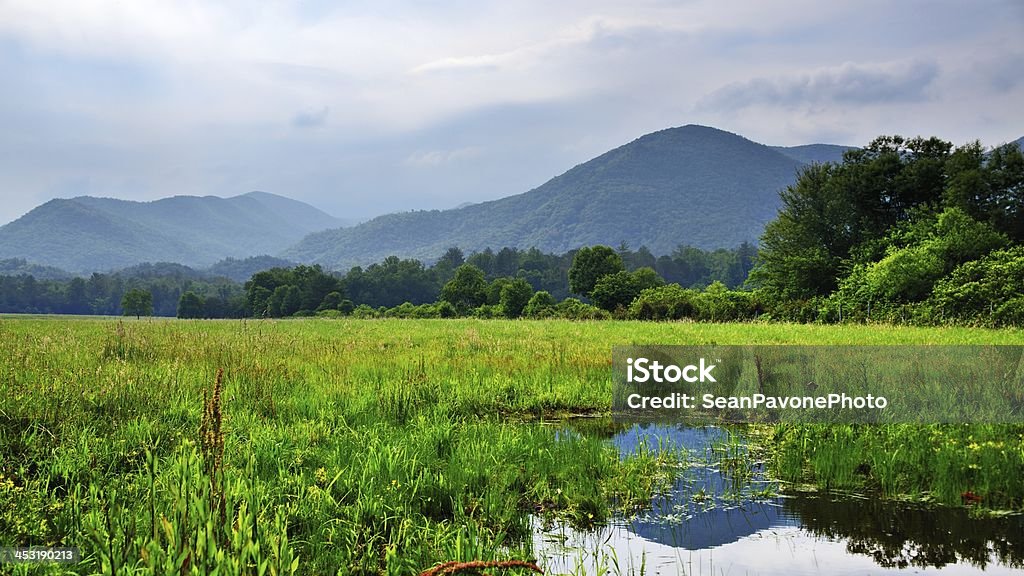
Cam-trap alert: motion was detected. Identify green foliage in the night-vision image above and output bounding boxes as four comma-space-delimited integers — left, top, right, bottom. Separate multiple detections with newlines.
590, 267, 665, 312
440, 264, 488, 313
628, 284, 699, 320
590, 271, 636, 312
752, 136, 1023, 303
829, 208, 1011, 322
930, 246, 1024, 326
552, 298, 611, 320
499, 278, 533, 318
625, 282, 760, 322
568, 246, 624, 298
771, 424, 1024, 510
472, 303, 504, 319
3, 318, 716, 573
207, 255, 296, 282
121, 288, 153, 318
523, 291, 557, 318
750, 163, 851, 300
245, 265, 342, 318
754, 134, 1023, 326
318, 291, 343, 311
338, 298, 355, 315
177, 291, 205, 319
342, 257, 439, 308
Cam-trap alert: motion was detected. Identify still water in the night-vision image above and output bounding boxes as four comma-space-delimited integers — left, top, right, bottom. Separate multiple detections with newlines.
534, 424, 1024, 575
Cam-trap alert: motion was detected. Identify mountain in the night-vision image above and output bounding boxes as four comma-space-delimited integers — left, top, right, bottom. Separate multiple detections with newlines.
284, 125, 808, 269
771, 144, 855, 164
0, 258, 73, 280
0, 192, 342, 272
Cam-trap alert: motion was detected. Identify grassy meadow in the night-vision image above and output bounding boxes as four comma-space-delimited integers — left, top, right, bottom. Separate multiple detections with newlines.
1, 316, 1023, 575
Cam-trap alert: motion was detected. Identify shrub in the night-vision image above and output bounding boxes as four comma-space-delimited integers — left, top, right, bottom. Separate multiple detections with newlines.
523, 291, 556, 318
628, 284, 698, 320
554, 298, 610, 320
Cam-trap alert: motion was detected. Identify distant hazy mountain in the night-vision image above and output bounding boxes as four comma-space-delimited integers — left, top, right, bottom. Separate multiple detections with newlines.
284, 125, 808, 269
771, 144, 855, 165
0, 192, 342, 272
0, 258, 73, 280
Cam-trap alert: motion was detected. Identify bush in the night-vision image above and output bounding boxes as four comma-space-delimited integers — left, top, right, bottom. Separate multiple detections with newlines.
523, 291, 556, 318
436, 301, 458, 318
472, 304, 504, 319
351, 304, 379, 319
628, 284, 698, 320
930, 246, 1024, 326
553, 298, 610, 320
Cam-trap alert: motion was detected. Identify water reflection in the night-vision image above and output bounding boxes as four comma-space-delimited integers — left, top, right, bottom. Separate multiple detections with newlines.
536, 423, 1024, 574
788, 495, 1023, 570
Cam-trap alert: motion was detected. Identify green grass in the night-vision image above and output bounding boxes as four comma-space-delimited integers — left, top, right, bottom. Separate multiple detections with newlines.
1, 317, 1023, 574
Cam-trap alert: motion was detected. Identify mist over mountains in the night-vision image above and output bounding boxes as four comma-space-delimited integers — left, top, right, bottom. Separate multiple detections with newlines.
2, 125, 1018, 275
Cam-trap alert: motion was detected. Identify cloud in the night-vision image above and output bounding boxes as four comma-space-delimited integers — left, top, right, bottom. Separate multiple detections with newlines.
404, 147, 483, 167
292, 107, 329, 128
699, 60, 940, 111
0, 1, 1020, 226
984, 53, 1024, 93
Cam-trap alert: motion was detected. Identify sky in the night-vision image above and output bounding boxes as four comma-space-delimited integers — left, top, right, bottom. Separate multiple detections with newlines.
1, 0, 1022, 225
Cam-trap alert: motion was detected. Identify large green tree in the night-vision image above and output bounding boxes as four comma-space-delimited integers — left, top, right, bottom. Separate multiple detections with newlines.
568, 246, 624, 298
177, 291, 205, 319
440, 264, 488, 313
499, 277, 534, 318
121, 288, 153, 318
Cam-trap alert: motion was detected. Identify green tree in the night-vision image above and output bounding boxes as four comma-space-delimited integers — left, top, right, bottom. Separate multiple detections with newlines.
318, 291, 343, 312
121, 288, 153, 319
590, 271, 638, 312
568, 246, 624, 297
440, 264, 488, 313
749, 163, 854, 300
523, 291, 556, 318
338, 299, 355, 315
931, 246, 1024, 325
499, 278, 534, 318
281, 285, 302, 316
65, 277, 90, 314
590, 268, 664, 312
751, 136, 961, 301
177, 291, 206, 319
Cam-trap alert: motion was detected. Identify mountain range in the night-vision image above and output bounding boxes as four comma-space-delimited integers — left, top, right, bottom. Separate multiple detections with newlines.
2, 126, 1018, 274
0, 192, 341, 273
285, 126, 833, 269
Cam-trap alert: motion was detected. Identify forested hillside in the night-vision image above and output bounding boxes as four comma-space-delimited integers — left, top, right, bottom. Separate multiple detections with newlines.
284, 125, 806, 268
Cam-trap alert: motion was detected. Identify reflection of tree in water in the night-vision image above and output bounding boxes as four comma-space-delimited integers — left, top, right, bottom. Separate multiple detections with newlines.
786, 495, 1024, 570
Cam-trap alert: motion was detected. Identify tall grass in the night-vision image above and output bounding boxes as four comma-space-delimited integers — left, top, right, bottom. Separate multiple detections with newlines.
1, 317, 1022, 574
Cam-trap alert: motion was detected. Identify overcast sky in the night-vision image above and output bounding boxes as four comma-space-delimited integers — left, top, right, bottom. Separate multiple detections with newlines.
1, 0, 1021, 225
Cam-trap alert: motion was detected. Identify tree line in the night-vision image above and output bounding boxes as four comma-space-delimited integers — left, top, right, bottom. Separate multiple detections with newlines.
750, 136, 1023, 326
0, 244, 754, 318
2, 133, 1018, 326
